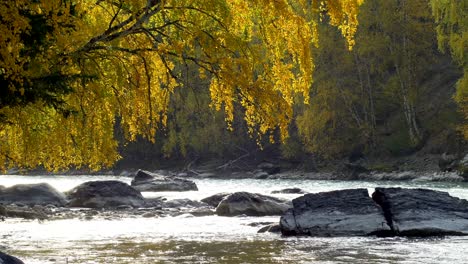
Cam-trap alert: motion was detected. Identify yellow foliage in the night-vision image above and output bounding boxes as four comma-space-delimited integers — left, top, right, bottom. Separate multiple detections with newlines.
0, 0, 363, 170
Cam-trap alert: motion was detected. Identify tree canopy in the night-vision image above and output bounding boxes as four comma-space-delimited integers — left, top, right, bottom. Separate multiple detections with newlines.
0, 0, 364, 170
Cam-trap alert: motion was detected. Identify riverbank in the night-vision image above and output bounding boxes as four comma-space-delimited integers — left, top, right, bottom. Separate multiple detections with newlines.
7, 152, 468, 183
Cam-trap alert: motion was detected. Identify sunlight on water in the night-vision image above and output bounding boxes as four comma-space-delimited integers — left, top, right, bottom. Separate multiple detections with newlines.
1, 174, 468, 263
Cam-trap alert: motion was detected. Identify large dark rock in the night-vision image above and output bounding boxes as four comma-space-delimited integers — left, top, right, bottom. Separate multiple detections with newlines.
131, 170, 198, 192
280, 189, 391, 236
0, 183, 67, 206
216, 192, 290, 216
0, 251, 24, 264
372, 187, 468, 236
66, 181, 145, 208
201, 192, 231, 207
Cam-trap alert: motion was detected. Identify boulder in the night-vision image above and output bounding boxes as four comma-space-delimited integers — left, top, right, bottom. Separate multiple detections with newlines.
216, 192, 290, 216
257, 162, 281, 175
280, 189, 391, 236
271, 188, 306, 194
372, 187, 468, 236
66, 181, 145, 208
0, 183, 67, 206
131, 170, 159, 185
131, 170, 198, 192
438, 153, 458, 172
0, 251, 24, 264
201, 192, 231, 207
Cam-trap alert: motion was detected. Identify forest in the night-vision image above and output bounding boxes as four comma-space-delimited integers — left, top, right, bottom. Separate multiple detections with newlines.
0, 0, 466, 172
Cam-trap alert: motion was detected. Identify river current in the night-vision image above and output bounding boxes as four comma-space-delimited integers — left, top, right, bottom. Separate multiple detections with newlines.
1, 174, 468, 263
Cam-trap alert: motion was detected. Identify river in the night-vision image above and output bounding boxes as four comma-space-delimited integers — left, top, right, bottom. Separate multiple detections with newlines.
1, 174, 468, 263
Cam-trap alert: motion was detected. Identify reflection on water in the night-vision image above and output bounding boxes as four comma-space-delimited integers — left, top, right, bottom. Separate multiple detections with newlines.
1, 175, 468, 263
6, 234, 468, 264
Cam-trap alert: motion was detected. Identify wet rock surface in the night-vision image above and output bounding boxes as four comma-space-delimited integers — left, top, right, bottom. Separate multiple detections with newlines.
0, 183, 67, 206
373, 187, 468, 236
0, 251, 24, 264
271, 188, 306, 194
131, 170, 198, 192
216, 192, 291, 216
201, 192, 231, 207
66, 180, 145, 208
280, 189, 391, 236
257, 224, 281, 233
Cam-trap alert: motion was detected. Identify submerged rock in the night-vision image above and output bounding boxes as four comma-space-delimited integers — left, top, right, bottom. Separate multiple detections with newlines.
163, 198, 207, 208
201, 192, 231, 207
280, 189, 391, 236
216, 192, 290, 216
257, 224, 281, 233
0, 251, 24, 264
66, 181, 145, 208
271, 188, 306, 194
131, 170, 198, 192
0, 183, 67, 206
373, 187, 468, 236
0, 204, 48, 220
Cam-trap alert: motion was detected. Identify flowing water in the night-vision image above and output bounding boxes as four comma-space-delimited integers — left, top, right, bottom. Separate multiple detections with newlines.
2, 174, 468, 263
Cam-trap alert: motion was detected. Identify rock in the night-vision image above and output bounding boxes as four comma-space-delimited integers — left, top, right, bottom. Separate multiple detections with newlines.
142, 212, 157, 218
0, 204, 48, 220
257, 162, 281, 175
131, 170, 198, 192
131, 170, 159, 185
247, 221, 274, 227
372, 187, 468, 236
201, 193, 231, 207
115, 205, 133, 210
258, 224, 281, 233
458, 154, 468, 180
439, 153, 458, 172
0, 251, 24, 264
253, 170, 269, 179
188, 207, 215, 217
143, 198, 164, 208
280, 189, 391, 236
163, 199, 207, 208
0, 183, 67, 206
271, 188, 306, 194
66, 181, 145, 208
216, 192, 291, 216
337, 162, 370, 179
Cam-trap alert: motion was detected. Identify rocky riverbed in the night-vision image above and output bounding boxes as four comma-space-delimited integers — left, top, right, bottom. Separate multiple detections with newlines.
2, 172, 468, 263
